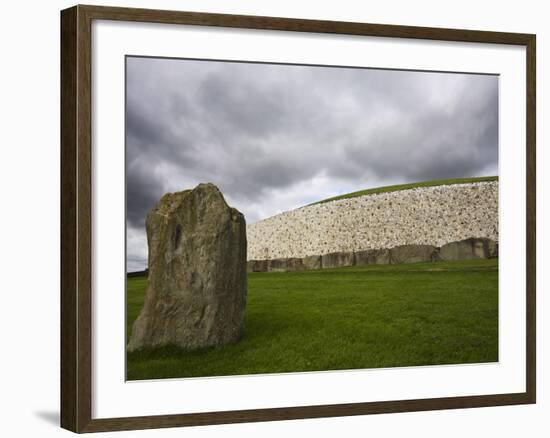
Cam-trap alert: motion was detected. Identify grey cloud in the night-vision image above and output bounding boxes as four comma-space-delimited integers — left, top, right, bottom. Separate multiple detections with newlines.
125, 57, 498, 271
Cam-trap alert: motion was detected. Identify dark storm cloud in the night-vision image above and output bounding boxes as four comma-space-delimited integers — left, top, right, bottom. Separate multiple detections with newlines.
125, 57, 498, 271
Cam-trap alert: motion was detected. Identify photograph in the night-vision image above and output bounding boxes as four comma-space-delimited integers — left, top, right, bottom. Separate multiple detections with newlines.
125, 56, 500, 381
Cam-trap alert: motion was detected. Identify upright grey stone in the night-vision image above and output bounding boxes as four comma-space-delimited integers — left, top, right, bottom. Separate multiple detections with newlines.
127, 183, 247, 352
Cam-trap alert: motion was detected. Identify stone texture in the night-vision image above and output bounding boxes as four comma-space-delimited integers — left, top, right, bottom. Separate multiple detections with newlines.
354, 250, 371, 266
488, 240, 499, 258
267, 258, 288, 272
439, 238, 495, 261
431, 247, 443, 261
247, 182, 498, 260
243, 237, 498, 273
302, 255, 321, 270
285, 258, 305, 272
247, 260, 268, 273
267, 257, 303, 272
321, 252, 355, 269
355, 249, 391, 266
390, 245, 438, 264
127, 183, 247, 352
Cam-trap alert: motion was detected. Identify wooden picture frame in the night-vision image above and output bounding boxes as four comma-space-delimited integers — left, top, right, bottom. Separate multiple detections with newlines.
60, 4, 536, 433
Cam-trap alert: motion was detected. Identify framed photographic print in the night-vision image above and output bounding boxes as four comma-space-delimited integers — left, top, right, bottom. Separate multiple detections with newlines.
60, 4, 536, 433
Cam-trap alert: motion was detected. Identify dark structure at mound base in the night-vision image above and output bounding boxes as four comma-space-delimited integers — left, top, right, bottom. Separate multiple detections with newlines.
247, 238, 498, 273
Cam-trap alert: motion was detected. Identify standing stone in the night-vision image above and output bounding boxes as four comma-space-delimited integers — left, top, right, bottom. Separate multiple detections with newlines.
127, 183, 247, 352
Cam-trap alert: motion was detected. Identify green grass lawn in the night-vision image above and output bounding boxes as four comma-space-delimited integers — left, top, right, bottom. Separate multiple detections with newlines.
126, 259, 498, 380
312, 176, 498, 205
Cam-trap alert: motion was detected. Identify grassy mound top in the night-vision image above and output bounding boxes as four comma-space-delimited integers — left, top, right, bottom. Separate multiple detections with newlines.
313, 176, 498, 205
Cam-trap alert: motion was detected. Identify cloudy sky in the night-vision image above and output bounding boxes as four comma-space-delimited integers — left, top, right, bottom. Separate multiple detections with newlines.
126, 56, 498, 271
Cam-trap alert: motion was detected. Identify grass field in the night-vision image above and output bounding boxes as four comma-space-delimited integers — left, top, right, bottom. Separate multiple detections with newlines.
312, 176, 498, 205
126, 259, 498, 380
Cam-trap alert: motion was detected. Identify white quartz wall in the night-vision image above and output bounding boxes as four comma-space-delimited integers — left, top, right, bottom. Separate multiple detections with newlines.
247, 182, 498, 260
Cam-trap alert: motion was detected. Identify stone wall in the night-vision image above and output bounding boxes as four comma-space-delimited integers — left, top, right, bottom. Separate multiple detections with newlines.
247, 182, 498, 261
247, 238, 498, 273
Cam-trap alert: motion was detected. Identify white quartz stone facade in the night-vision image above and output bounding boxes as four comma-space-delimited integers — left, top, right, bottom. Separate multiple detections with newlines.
247, 182, 498, 260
